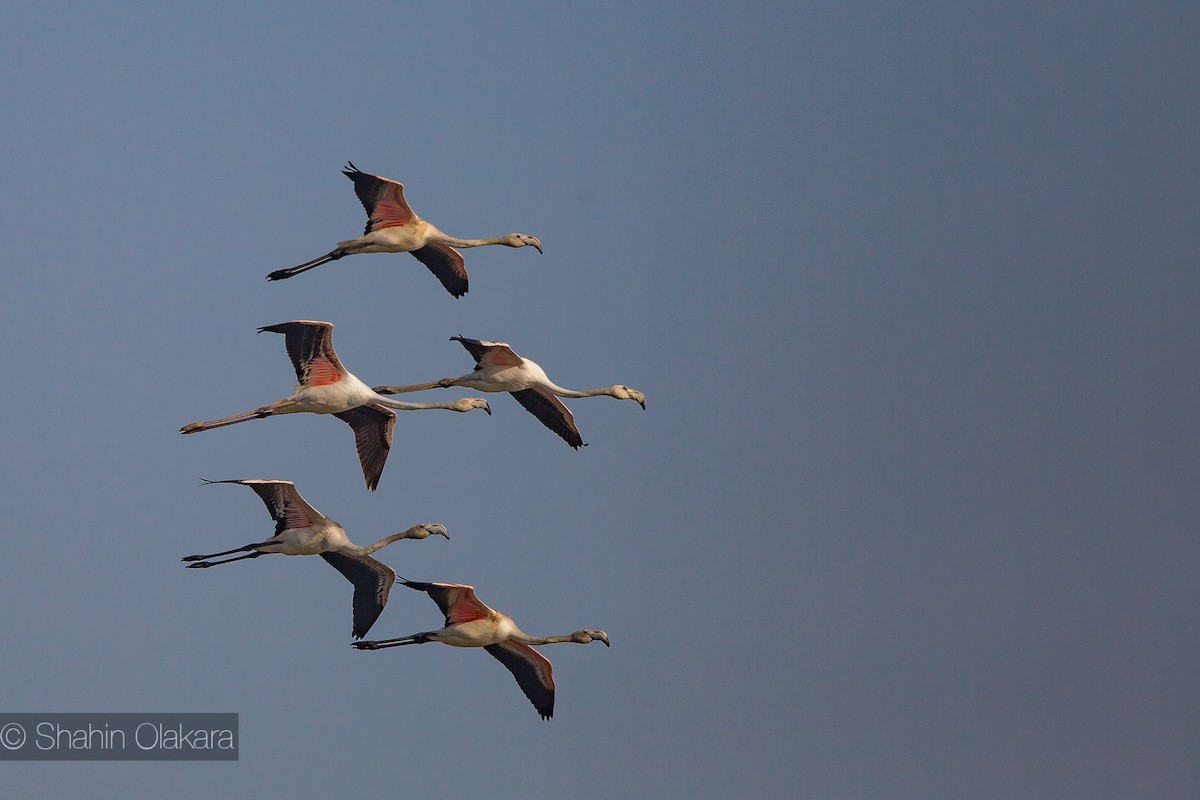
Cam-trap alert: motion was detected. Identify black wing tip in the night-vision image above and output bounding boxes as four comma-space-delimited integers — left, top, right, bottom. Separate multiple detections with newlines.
343, 161, 363, 178
257, 321, 310, 336
257, 322, 292, 335
351, 622, 377, 640
409, 247, 469, 297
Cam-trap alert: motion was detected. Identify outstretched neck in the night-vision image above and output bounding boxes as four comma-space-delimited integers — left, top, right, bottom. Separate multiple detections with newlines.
436, 234, 512, 249
516, 633, 578, 645
376, 396, 461, 411
426, 226, 538, 251
512, 629, 608, 646
546, 383, 645, 409
357, 526, 428, 554
548, 384, 618, 400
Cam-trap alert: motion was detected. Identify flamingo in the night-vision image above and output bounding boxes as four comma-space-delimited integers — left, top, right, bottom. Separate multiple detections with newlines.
266, 162, 542, 297
373, 336, 645, 449
179, 321, 491, 490
182, 480, 449, 639
354, 580, 609, 719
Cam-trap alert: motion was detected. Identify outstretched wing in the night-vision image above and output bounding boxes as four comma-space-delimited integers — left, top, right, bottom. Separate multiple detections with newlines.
202, 479, 326, 536
400, 581, 494, 626
410, 243, 469, 298
510, 387, 584, 449
450, 336, 523, 369
258, 320, 346, 388
320, 551, 396, 639
485, 640, 556, 720
342, 162, 416, 233
333, 403, 395, 491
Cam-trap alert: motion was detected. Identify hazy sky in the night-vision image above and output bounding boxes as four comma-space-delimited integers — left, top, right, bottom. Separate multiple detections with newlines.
1, 3, 1197, 798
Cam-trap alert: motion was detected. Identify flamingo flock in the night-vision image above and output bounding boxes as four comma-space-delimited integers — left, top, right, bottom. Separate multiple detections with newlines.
180, 164, 641, 719
180, 320, 491, 490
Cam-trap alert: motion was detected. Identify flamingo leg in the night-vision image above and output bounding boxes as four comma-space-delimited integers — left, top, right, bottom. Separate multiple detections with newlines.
181, 540, 276, 562
180, 407, 274, 434
352, 633, 430, 650
266, 250, 344, 281
372, 379, 456, 395
182, 551, 268, 569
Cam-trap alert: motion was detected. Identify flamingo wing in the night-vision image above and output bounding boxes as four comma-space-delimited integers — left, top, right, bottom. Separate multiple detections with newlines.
333, 403, 395, 491
510, 386, 585, 449
320, 552, 396, 639
258, 320, 346, 388
342, 162, 416, 232
485, 640, 556, 720
201, 479, 326, 536
410, 243, 469, 298
400, 581, 494, 625
450, 336, 523, 369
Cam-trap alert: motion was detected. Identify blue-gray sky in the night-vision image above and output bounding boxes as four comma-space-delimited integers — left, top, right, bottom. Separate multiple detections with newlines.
1, 3, 1197, 798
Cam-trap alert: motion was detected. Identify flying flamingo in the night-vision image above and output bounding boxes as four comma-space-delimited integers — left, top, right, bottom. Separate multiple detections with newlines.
354, 580, 609, 719
266, 162, 543, 297
373, 336, 645, 449
179, 321, 491, 490
182, 480, 449, 639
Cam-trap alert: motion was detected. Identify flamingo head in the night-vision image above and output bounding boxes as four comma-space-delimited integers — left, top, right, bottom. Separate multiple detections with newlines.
508, 233, 543, 253
614, 386, 646, 410
572, 629, 610, 646
412, 524, 450, 540
452, 397, 492, 415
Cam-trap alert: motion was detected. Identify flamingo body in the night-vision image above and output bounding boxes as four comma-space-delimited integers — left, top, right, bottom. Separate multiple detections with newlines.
267, 163, 542, 297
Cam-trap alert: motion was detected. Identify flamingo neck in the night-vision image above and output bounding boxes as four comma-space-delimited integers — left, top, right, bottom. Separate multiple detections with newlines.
375, 396, 461, 411
433, 233, 511, 249
547, 385, 617, 400
357, 526, 426, 554
512, 632, 579, 646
